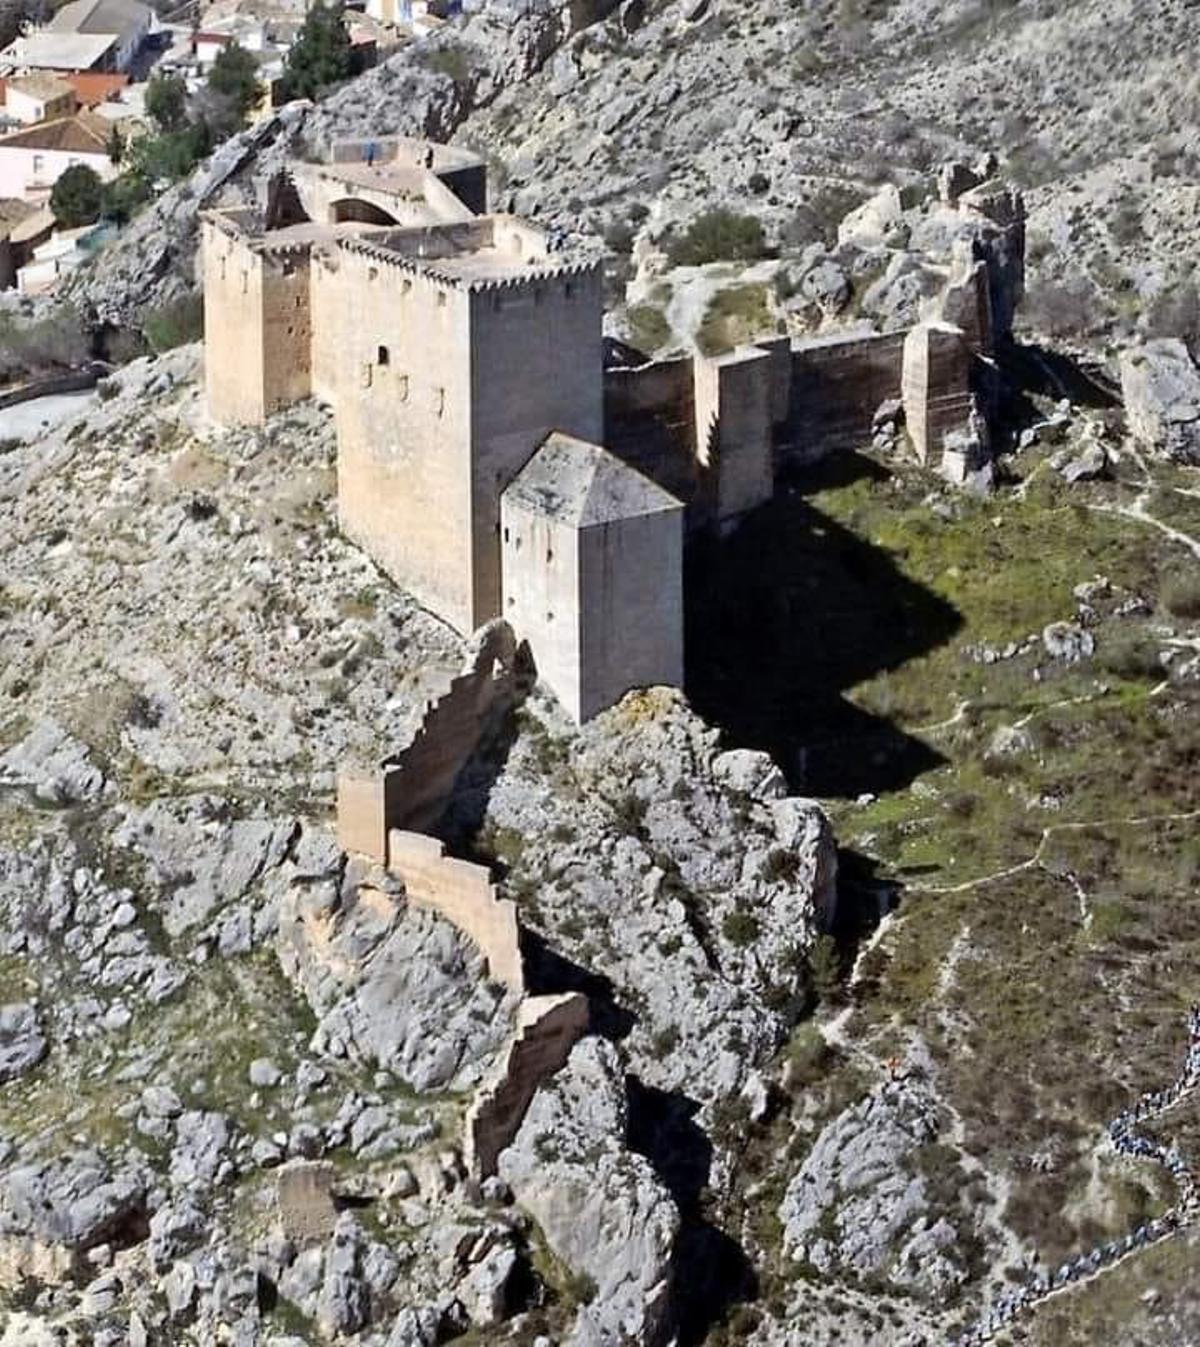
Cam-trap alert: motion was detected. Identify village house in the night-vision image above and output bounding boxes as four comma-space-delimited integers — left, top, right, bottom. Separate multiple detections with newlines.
1, 72, 77, 126
47, 0, 153, 73
0, 109, 114, 201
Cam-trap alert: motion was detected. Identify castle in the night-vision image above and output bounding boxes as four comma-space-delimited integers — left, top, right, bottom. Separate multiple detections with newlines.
201, 134, 1024, 726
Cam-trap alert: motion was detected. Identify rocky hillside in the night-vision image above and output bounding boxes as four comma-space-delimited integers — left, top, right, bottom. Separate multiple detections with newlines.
68, 0, 1200, 361
0, 356, 836, 1346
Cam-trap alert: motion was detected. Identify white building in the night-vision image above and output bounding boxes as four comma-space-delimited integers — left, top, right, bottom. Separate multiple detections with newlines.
47, 0, 153, 73
0, 110, 115, 202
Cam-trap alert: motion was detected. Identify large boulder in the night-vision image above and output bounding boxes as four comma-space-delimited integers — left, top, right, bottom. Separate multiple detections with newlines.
498, 1038, 678, 1346
0, 1003, 46, 1083
1119, 339, 1200, 463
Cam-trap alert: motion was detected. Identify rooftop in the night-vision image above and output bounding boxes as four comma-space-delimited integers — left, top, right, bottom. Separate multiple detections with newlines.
505, 432, 684, 529
7, 71, 75, 101
49, 0, 152, 37
0, 30, 117, 69
0, 108, 109, 152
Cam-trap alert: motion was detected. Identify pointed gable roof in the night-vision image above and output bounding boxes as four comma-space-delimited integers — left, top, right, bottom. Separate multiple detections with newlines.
504, 432, 683, 529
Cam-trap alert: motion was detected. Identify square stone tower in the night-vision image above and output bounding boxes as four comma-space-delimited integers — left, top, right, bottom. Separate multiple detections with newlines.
202, 213, 315, 425
500, 432, 685, 724
332, 221, 604, 634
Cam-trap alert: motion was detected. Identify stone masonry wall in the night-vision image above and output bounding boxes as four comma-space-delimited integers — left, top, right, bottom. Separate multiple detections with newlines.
463, 992, 589, 1178
604, 356, 704, 516
335, 244, 476, 632
388, 829, 524, 993
901, 322, 974, 465
468, 265, 605, 626
202, 220, 269, 425
782, 331, 908, 463
693, 346, 775, 527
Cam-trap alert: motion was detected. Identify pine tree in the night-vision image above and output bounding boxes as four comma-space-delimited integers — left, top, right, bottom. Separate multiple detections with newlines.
279, 1, 352, 102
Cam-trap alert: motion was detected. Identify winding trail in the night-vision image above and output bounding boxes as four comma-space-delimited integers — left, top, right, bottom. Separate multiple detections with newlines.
950, 1005, 1200, 1346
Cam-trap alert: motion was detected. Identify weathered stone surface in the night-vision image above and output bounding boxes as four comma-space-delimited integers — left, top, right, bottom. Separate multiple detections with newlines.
499, 1038, 678, 1346
277, 867, 514, 1093
0, 720, 106, 804
1119, 339, 1200, 464
780, 1081, 965, 1292
0, 1003, 46, 1083
0, 1151, 147, 1250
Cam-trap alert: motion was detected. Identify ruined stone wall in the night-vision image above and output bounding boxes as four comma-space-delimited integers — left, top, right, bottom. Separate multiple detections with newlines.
259, 246, 314, 417
464, 992, 589, 1178
693, 347, 775, 527
468, 265, 605, 627
901, 322, 974, 465
388, 829, 524, 992
603, 356, 703, 513
335, 244, 476, 632
782, 331, 908, 462
336, 622, 528, 859
202, 220, 268, 425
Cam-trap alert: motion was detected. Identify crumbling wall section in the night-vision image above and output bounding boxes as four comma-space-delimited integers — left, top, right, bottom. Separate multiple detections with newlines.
336, 621, 530, 861
388, 829, 523, 993
693, 346, 775, 528
464, 992, 590, 1177
901, 322, 975, 465
782, 331, 907, 462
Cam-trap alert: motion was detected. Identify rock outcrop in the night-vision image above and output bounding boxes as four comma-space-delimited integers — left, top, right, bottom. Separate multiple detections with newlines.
499, 1038, 679, 1346
1119, 339, 1200, 464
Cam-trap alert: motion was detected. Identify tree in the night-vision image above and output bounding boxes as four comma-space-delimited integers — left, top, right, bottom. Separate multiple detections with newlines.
145, 73, 188, 133
279, 1, 351, 102
50, 163, 103, 227
207, 42, 261, 127
106, 125, 124, 166
0, 0, 29, 51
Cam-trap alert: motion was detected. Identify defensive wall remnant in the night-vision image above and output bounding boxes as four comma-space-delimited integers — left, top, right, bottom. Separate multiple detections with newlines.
336, 620, 532, 863
464, 992, 590, 1179
388, 829, 524, 995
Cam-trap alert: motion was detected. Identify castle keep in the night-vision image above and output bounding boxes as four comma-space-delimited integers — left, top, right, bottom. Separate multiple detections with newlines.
202, 134, 1024, 727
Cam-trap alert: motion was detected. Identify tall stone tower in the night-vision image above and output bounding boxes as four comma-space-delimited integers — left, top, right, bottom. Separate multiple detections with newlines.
331, 222, 604, 634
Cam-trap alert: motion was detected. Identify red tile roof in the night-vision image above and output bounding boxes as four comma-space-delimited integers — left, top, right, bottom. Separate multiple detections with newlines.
0, 109, 110, 153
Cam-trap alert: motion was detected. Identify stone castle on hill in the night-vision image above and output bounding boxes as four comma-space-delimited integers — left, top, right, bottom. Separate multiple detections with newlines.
201, 134, 1026, 727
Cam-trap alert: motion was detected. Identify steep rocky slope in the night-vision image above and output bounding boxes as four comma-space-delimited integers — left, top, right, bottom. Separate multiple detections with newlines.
68, 0, 1200, 362
0, 357, 835, 1345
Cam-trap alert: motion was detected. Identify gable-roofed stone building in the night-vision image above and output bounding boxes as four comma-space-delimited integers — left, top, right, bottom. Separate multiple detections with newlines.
501, 432, 684, 723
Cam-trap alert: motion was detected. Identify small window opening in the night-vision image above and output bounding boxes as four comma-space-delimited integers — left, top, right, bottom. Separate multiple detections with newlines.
437, 291, 447, 308
377, 345, 390, 366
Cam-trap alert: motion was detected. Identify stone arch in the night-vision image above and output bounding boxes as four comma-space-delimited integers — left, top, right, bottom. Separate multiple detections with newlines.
328, 198, 399, 226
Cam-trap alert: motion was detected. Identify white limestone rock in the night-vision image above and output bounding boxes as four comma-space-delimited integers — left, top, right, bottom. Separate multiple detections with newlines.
779, 1080, 966, 1292
1119, 339, 1200, 464
0, 719, 106, 804
499, 1038, 678, 1347
0, 1002, 46, 1083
